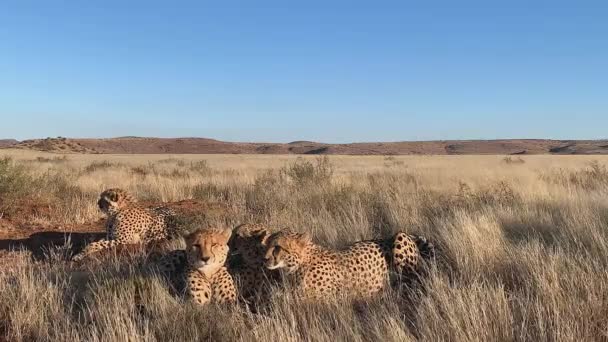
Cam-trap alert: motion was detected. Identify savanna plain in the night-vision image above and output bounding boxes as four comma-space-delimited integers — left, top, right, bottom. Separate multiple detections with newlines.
0, 149, 607, 341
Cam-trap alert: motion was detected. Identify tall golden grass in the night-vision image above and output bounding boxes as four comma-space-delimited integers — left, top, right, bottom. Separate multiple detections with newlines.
0, 149, 607, 341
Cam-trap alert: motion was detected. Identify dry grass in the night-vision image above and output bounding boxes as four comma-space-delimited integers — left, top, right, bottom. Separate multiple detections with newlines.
0, 149, 607, 341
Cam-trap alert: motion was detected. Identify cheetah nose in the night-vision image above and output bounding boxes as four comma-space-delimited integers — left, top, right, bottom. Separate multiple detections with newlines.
201, 256, 210, 263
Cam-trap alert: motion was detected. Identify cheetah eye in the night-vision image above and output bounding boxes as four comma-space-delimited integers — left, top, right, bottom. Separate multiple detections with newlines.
192, 244, 201, 250
273, 246, 282, 257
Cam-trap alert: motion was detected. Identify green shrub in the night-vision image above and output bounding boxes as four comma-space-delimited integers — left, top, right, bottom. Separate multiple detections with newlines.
188, 160, 211, 176
130, 166, 150, 177
281, 156, 333, 186
245, 170, 287, 218
83, 160, 117, 173
502, 156, 525, 164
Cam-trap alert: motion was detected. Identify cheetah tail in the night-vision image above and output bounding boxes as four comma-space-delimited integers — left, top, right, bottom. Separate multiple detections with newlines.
412, 235, 436, 261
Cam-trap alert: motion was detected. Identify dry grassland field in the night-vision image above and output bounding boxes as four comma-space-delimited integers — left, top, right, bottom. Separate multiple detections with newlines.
0, 148, 607, 341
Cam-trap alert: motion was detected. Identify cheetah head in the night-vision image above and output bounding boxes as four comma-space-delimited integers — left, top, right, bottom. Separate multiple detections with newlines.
97, 188, 136, 215
186, 228, 232, 275
263, 231, 312, 273
230, 224, 271, 265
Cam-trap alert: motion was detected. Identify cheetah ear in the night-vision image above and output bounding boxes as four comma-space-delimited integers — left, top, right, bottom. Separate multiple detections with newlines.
299, 231, 312, 241
294, 232, 312, 249
260, 231, 277, 246
106, 189, 119, 202
185, 229, 201, 244
221, 227, 232, 242
258, 230, 270, 245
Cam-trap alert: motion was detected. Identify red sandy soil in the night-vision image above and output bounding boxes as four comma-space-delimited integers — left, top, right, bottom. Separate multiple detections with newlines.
6, 137, 608, 155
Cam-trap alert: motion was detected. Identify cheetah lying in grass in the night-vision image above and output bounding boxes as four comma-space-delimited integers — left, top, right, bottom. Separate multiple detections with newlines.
228, 223, 280, 303
159, 223, 276, 305
157, 228, 237, 305
72, 188, 176, 261
262, 230, 435, 299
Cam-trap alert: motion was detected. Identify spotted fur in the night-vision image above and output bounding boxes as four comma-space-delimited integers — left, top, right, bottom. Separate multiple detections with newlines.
157, 228, 237, 305
72, 188, 176, 261
263, 230, 434, 300
228, 223, 279, 303
391, 232, 435, 275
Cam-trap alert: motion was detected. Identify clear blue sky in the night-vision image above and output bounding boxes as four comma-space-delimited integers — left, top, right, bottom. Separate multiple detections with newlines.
1, 1, 606, 142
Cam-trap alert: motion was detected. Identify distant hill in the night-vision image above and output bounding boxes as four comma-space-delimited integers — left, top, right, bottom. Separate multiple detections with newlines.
13, 137, 96, 153
5, 137, 608, 155
0, 139, 18, 148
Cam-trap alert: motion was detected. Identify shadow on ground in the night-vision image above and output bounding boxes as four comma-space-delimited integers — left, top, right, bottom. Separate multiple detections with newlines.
0, 231, 106, 260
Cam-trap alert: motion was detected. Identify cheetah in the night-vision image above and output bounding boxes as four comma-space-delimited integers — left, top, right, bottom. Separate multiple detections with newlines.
262, 230, 434, 300
157, 228, 237, 305
391, 232, 435, 284
72, 188, 176, 261
228, 223, 280, 303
